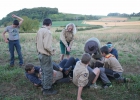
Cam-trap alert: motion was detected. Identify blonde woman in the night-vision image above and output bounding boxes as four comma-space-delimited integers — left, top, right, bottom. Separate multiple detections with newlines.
60, 23, 77, 61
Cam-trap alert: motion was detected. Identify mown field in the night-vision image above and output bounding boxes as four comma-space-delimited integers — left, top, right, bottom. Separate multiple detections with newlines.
0, 19, 140, 100
85, 17, 140, 27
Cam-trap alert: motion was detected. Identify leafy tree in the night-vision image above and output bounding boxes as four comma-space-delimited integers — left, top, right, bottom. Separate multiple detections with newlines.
20, 16, 39, 33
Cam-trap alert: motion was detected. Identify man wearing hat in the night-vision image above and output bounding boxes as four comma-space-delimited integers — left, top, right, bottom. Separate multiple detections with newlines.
84, 37, 103, 68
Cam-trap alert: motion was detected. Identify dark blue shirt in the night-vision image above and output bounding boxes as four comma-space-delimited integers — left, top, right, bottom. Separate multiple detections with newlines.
25, 66, 41, 85
110, 48, 118, 60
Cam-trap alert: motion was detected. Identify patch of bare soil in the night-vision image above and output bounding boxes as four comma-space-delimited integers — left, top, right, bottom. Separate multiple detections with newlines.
123, 66, 140, 74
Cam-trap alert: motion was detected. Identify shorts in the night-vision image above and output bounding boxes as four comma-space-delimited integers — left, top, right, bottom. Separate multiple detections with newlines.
86, 66, 96, 87
60, 40, 70, 55
53, 71, 63, 83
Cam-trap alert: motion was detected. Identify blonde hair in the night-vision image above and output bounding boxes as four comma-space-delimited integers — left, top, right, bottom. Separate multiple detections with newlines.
65, 23, 77, 34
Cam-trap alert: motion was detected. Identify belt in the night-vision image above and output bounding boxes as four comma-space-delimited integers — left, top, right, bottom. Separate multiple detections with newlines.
9, 40, 18, 41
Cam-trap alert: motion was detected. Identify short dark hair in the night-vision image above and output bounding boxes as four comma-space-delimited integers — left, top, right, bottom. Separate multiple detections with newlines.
107, 42, 112, 44
43, 18, 52, 26
100, 46, 109, 54
13, 20, 19, 25
81, 53, 91, 64
25, 64, 34, 72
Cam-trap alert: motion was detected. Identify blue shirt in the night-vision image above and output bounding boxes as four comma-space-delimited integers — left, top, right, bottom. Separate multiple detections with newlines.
25, 66, 41, 86
110, 48, 118, 60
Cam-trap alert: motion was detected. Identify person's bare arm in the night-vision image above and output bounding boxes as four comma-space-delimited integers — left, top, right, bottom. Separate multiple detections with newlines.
77, 86, 83, 100
2, 31, 8, 43
12, 14, 24, 25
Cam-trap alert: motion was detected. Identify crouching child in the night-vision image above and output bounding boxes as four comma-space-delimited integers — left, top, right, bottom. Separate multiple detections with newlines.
73, 53, 100, 100
99, 46, 130, 88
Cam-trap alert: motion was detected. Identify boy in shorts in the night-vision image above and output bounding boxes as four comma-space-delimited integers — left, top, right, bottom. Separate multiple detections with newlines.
73, 53, 100, 100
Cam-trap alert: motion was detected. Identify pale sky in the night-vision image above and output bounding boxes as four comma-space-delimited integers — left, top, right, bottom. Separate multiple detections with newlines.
0, 0, 139, 20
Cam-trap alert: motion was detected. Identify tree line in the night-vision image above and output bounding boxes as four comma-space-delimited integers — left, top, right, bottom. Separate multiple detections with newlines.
0, 7, 100, 27
107, 12, 140, 17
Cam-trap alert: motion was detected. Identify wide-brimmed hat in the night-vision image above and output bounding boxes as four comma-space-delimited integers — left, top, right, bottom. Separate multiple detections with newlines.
84, 40, 98, 54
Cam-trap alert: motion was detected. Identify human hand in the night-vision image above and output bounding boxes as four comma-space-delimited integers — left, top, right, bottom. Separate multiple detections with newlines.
5, 39, 9, 43
12, 14, 17, 18
53, 70, 57, 77
67, 47, 71, 52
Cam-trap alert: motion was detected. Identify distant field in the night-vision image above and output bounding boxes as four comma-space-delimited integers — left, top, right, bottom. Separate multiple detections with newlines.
98, 16, 140, 21
99, 17, 128, 22
52, 17, 140, 27
85, 20, 140, 26
127, 17, 140, 21
44, 20, 91, 27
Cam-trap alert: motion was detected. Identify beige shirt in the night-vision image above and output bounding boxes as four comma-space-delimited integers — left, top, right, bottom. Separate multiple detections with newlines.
36, 26, 55, 55
104, 54, 124, 72
60, 29, 74, 48
73, 61, 89, 87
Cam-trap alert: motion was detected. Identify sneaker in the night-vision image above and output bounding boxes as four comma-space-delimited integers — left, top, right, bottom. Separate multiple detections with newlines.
103, 83, 112, 89
116, 78, 131, 83
90, 84, 101, 90
124, 78, 131, 83
42, 88, 58, 95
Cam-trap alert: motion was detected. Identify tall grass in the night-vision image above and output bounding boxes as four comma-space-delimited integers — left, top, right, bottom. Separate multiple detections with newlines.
0, 25, 140, 100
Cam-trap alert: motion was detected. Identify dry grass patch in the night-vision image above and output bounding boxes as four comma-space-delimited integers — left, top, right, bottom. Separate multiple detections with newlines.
85, 21, 140, 26
99, 17, 128, 22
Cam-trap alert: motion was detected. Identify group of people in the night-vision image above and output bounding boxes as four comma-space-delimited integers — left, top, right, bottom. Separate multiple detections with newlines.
2, 15, 129, 100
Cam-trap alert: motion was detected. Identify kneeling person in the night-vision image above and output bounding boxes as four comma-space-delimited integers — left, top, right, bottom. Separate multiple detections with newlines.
99, 46, 129, 88
73, 53, 100, 100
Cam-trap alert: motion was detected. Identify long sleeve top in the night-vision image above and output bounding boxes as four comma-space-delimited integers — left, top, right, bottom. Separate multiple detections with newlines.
60, 29, 74, 48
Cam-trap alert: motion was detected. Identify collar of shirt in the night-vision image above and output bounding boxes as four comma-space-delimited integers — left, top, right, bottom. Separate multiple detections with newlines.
105, 53, 115, 58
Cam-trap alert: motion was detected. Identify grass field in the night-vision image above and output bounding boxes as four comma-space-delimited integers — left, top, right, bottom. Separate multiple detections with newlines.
84, 17, 140, 27
39, 20, 92, 27
0, 20, 140, 100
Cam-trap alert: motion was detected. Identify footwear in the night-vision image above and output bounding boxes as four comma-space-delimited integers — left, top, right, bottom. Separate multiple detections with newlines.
116, 78, 130, 83
90, 84, 101, 90
42, 88, 58, 95
124, 78, 131, 83
9, 65, 14, 67
19, 64, 24, 67
103, 83, 112, 89
64, 66, 72, 75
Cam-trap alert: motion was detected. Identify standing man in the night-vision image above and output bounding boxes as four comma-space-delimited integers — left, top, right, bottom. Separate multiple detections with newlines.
36, 18, 57, 95
2, 14, 24, 67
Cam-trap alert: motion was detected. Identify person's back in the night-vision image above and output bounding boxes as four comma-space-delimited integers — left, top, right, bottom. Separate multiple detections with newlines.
110, 48, 118, 59
73, 60, 89, 86
104, 54, 123, 72
106, 42, 118, 60
99, 46, 129, 88
36, 26, 53, 55
84, 37, 103, 68
36, 18, 57, 96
